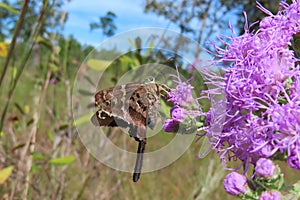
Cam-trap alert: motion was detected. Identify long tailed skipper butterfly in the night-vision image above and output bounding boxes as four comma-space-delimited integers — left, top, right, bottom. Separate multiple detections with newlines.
91, 78, 169, 182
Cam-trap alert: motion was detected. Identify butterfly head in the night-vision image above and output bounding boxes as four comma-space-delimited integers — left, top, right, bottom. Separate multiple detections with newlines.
144, 76, 156, 84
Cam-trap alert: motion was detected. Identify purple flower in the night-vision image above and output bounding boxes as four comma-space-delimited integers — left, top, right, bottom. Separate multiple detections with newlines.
167, 65, 194, 107
223, 172, 248, 196
199, 1, 300, 172
164, 65, 203, 134
268, 102, 300, 143
287, 149, 300, 169
168, 81, 194, 107
259, 143, 278, 158
162, 119, 179, 132
170, 106, 187, 122
259, 190, 281, 200
255, 158, 276, 178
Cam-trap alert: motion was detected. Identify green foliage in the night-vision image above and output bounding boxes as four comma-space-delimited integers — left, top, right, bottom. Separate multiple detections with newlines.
49, 156, 76, 166
0, 2, 19, 15
87, 59, 111, 71
143, 0, 283, 52
90, 11, 117, 37
73, 113, 94, 126
0, 166, 14, 185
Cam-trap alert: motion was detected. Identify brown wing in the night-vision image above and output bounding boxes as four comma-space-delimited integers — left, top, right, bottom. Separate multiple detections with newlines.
95, 83, 146, 122
92, 83, 151, 140
96, 84, 152, 121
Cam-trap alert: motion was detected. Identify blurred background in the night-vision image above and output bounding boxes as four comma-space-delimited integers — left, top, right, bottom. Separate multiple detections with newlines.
1, 0, 299, 199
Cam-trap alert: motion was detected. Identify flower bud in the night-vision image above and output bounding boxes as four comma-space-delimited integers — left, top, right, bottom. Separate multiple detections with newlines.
259, 190, 281, 200
223, 172, 248, 196
255, 158, 276, 178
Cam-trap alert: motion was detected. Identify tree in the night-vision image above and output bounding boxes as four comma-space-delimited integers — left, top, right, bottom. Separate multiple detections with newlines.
90, 11, 117, 37
143, 0, 282, 57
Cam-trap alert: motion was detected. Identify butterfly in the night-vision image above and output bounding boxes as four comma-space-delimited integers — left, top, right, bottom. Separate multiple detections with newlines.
91, 79, 169, 182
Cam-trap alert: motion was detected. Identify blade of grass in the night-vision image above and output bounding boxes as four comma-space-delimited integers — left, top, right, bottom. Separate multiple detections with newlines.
0, 0, 47, 132
0, 0, 28, 87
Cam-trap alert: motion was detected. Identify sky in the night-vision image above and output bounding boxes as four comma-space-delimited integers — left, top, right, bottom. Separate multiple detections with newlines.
63, 0, 178, 46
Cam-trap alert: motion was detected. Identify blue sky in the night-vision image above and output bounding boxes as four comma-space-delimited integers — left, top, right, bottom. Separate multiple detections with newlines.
63, 0, 178, 46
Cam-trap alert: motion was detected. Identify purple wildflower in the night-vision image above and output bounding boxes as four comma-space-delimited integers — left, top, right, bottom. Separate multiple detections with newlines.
170, 106, 187, 122
287, 149, 300, 169
267, 103, 300, 156
163, 104, 200, 133
259, 190, 282, 200
168, 66, 194, 107
223, 172, 248, 196
168, 81, 194, 107
162, 119, 179, 132
255, 158, 276, 178
200, 0, 300, 172
164, 64, 205, 133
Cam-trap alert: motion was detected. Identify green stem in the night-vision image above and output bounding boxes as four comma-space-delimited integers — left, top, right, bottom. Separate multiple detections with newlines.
0, 0, 48, 132
0, 0, 30, 87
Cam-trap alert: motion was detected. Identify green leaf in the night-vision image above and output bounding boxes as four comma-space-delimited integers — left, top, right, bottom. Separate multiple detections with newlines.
144, 39, 155, 57
31, 153, 46, 160
58, 124, 68, 131
128, 38, 136, 48
278, 97, 287, 104
11, 143, 26, 152
291, 180, 300, 198
119, 55, 139, 69
36, 35, 52, 49
73, 113, 94, 126
49, 156, 76, 166
11, 66, 17, 83
0, 166, 14, 184
26, 118, 34, 126
87, 59, 111, 71
293, 180, 300, 191
14, 102, 25, 114
0, 3, 19, 14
